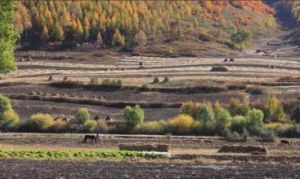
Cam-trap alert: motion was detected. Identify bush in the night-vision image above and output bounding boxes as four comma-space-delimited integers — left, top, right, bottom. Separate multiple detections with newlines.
263, 96, 286, 122
223, 128, 248, 142
168, 115, 195, 134
228, 98, 250, 116
0, 110, 20, 130
0, 94, 12, 115
0, 94, 20, 130
124, 105, 144, 130
203, 119, 217, 135
246, 108, 264, 128
291, 104, 300, 123
215, 108, 232, 133
230, 115, 247, 133
259, 128, 277, 142
197, 103, 214, 121
180, 102, 214, 121
83, 119, 98, 132
75, 108, 91, 124
133, 121, 166, 134
50, 121, 67, 132
23, 113, 54, 132
231, 30, 252, 50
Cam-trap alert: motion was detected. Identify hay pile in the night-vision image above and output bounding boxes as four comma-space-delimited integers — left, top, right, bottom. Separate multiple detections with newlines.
119, 143, 170, 152
218, 145, 268, 154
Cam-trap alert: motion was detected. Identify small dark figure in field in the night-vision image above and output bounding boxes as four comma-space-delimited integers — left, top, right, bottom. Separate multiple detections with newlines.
82, 133, 100, 143
105, 116, 112, 121
152, 77, 160, 84
223, 58, 228, 62
280, 139, 290, 145
94, 115, 100, 121
48, 75, 53, 81
229, 58, 235, 62
63, 76, 68, 81
162, 76, 169, 83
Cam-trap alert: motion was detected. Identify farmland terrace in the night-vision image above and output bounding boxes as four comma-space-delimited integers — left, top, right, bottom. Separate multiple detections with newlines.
0, 51, 300, 121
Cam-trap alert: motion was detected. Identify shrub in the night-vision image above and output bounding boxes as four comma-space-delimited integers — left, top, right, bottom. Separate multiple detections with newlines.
0, 94, 12, 115
168, 115, 195, 134
75, 108, 91, 124
263, 96, 286, 122
231, 30, 252, 50
246, 108, 264, 128
23, 113, 54, 132
230, 115, 247, 133
133, 121, 166, 134
0, 110, 20, 130
203, 119, 217, 135
197, 103, 215, 121
291, 104, 300, 123
124, 105, 144, 130
228, 98, 250, 116
0, 94, 20, 130
259, 128, 277, 142
223, 128, 248, 142
83, 119, 98, 132
215, 109, 232, 133
180, 102, 214, 121
51, 121, 67, 132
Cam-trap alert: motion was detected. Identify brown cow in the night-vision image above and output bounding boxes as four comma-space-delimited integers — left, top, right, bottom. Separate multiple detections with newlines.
82, 133, 100, 143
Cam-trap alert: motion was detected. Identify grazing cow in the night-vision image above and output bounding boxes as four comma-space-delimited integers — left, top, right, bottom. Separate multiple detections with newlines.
280, 139, 290, 145
82, 133, 100, 143
229, 58, 235, 62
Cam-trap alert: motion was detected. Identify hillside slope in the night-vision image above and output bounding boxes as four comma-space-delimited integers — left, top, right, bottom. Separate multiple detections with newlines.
15, 0, 277, 56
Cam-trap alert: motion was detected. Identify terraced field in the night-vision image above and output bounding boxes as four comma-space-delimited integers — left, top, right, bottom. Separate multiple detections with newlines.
1, 51, 300, 121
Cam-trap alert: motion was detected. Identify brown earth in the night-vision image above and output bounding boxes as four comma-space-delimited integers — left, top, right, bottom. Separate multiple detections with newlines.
0, 159, 299, 179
